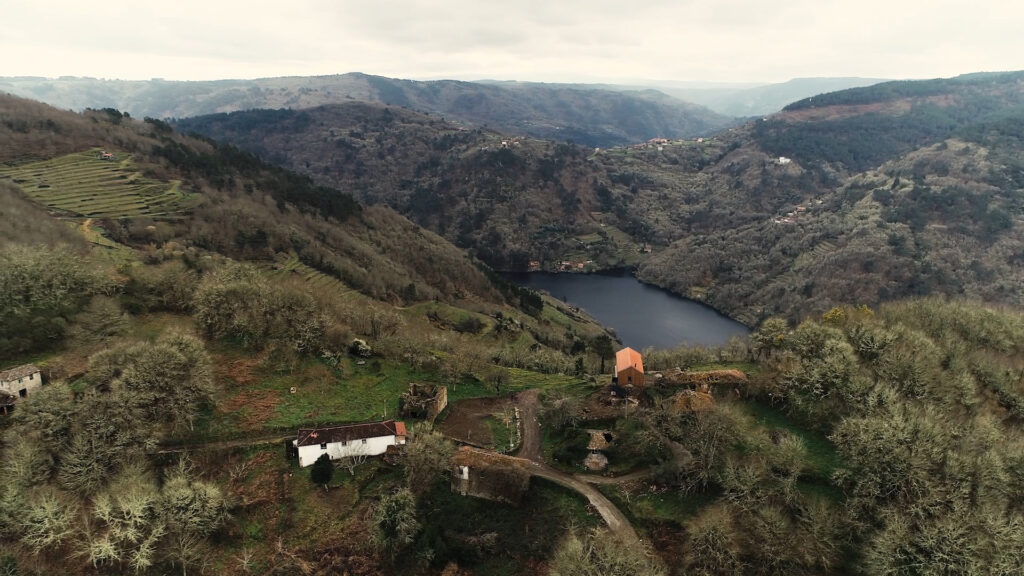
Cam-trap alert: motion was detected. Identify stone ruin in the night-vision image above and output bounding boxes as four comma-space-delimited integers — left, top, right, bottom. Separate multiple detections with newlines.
399, 383, 448, 422
451, 447, 530, 505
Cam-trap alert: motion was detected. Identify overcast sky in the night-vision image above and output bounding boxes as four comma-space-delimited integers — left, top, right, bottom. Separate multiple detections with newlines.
3, 0, 1021, 84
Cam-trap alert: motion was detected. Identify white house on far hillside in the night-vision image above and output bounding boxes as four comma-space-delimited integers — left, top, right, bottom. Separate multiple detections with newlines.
294, 420, 407, 467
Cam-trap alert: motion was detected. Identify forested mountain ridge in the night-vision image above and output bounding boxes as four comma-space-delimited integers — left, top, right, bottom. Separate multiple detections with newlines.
175, 71, 1024, 325
658, 76, 889, 116
754, 70, 1024, 171
0, 73, 735, 148
641, 71, 1024, 321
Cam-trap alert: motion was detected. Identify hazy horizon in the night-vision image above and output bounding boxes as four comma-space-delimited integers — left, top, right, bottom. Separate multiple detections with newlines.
4, 1, 1021, 85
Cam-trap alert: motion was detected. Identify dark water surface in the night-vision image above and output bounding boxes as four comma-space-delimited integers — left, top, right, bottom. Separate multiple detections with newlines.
504, 270, 750, 350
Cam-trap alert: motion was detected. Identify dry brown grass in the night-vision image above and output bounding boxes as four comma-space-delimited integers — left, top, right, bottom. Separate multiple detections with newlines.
219, 389, 280, 430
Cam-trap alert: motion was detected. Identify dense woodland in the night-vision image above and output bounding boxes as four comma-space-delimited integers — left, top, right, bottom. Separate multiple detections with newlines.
1, 76, 1023, 576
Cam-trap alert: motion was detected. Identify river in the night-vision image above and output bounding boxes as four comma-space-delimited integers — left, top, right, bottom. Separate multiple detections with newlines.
503, 270, 750, 350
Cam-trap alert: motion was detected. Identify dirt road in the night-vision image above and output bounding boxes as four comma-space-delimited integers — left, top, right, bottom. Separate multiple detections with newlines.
528, 460, 640, 542
511, 389, 640, 542
515, 388, 543, 462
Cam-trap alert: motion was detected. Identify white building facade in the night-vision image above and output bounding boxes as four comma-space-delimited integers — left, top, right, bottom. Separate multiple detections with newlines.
294, 420, 406, 468
0, 364, 42, 398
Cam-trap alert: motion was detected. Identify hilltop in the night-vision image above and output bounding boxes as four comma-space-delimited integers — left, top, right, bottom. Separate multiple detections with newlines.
0, 73, 734, 148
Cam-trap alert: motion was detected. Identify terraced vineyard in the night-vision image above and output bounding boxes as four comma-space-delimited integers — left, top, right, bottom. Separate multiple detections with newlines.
0, 149, 194, 219
268, 253, 370, 304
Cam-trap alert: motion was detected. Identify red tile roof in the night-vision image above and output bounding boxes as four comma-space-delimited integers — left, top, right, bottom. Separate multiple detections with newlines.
394, 421, 407, 437
296, 420, 404, 447
615, 347, 644, 375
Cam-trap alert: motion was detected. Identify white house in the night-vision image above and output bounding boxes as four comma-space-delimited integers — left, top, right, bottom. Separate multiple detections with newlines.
0, 364, 42, 399
294, 420, 407, 468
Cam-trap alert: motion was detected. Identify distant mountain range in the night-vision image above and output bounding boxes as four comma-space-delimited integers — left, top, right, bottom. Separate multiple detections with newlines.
0, 73, 736, 148
0, 73, 896, 147
653, 77, 891, 116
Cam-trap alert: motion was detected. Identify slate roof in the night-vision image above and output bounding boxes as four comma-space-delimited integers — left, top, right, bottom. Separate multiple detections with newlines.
295, 420, 404, 447
0, 364, 40, 382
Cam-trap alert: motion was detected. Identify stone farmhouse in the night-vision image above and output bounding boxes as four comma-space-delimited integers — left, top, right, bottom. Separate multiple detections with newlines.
293, 420, 406, 468
0, 364, 42, 415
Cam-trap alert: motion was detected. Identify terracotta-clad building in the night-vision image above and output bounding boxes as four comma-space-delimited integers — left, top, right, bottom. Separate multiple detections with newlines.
614, 347, 644, 387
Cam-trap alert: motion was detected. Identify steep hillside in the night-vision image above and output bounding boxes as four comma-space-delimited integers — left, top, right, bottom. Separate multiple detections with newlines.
177, 71, 1024, 326
0, 95, 625, 576
175, 102, 647, 269
639, 71, 1024, 321
0, 73, 734, 147
753, 71, 1024, 171
0, 94, 619, 359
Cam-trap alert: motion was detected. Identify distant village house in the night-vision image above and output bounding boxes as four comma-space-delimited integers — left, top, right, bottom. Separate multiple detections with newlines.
293, 420, 406, 467
614, 347, 645, 387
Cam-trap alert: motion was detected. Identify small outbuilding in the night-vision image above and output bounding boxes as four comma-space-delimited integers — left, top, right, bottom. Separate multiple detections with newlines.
451, 446, 530, 505
614, 347, 645, 387
293, 420, 406, 468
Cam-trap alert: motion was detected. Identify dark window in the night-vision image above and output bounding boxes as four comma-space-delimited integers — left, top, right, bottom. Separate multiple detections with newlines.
19, 389, 27, 398
320, 442, 327, 449
361, 439, 367, 444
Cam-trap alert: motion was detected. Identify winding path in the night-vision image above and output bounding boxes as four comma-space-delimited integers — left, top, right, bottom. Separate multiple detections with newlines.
513, 390, 641, 542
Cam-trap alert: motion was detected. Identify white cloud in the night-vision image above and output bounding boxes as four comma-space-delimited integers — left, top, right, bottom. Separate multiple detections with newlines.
2, 0, 1021, 82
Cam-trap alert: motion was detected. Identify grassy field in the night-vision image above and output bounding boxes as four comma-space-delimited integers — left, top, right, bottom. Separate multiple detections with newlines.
0, 149, 194, 219
198, 349, 443, 439
598, 483, 720, 528
739, 400, 841, 479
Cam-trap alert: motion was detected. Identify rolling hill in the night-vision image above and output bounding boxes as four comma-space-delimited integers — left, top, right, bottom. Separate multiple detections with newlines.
0, 73, 735, 148
176, 71, 1024, 325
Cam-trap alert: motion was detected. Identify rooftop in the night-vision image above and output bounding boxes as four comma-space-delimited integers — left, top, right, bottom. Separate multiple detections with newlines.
615, 347, 644, 375
296, 420, 404, 447
0, 364, 40, 382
